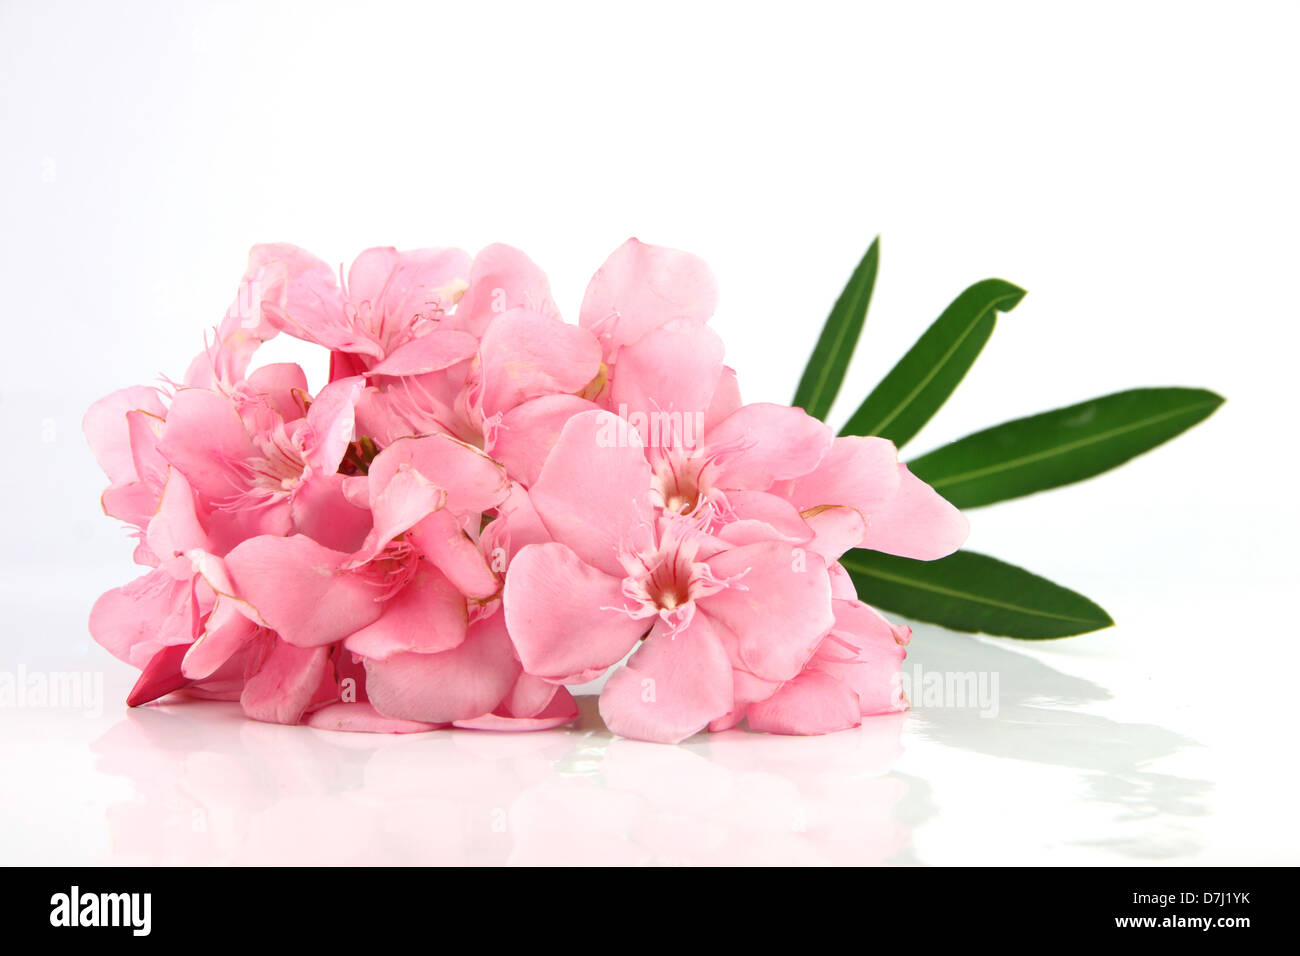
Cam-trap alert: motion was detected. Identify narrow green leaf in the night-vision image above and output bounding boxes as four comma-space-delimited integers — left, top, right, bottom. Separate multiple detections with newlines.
792, 238, 880, 421
839, 278, 1026, 448
908, 387, 1225, 508
841, 548, 1113, 639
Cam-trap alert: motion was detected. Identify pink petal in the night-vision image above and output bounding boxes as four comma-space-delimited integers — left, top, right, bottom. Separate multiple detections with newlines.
409, 509, 500, 600
705, 403, 833, 491
802, 505, 869, 561
491, 394, 600, 487
144, 469, 209, 576
90, 570, 194, 668
290, 473, 373, 553
609, 320, 725, 429
84, 386, 167, 486
369, 329, 479, 376
862, 464, 969, 560
770, 435, 900, 514
352, 246, 471, 326
700, 541, 834, 681
453, 687, 579, 731
306, 701, 446, 734
476, 308, 602, 420
598, 615, 734, 744
302, 375, 363, 473
705, 365, 742, 431
257, 246, 366, 353
240, 640, 331, 725
363, 613, 521, 724
453, 243, 560, 338
814, 600, 909, 715
126, 642, 195, 707
182, 600, 260, 680
225, 535, 383, 647
356, 463, 447, 558
579, 238, 718, 353
157, 387, 258, 502
367, 434, 510, 516
745, 670, 863, 736
343, 562, 467, 660
501, 672, 560, 718
503, 542, 646, 683
246, 363, 309, 422
715, 490, 814, 547
528, 410, 652, 576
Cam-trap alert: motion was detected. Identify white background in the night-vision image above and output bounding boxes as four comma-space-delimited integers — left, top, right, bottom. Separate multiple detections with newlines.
1, 0, 1297, 864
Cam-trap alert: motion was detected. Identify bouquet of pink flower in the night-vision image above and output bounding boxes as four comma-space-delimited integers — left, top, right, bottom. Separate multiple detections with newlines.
88, 238, 1219, 742
86, 239, 970, 742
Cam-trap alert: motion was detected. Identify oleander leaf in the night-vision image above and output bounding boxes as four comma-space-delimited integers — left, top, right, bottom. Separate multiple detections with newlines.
839, 278, 1026, 448
792, 238, 880, 421
842, 548, 1113, 639
909, 387, 1225, 508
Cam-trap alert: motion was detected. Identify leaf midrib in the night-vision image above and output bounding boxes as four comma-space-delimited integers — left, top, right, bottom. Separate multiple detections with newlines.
922, 399, 1218, 490
862, 292, 1018, 437
801, 252, 875, 414
844, 559, 1104, 625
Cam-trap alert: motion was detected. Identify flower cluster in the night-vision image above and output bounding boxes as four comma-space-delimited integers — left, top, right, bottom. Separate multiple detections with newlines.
87, 239, 967, 743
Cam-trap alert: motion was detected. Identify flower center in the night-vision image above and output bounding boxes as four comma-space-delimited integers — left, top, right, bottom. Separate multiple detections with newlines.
650, 449, 705, 516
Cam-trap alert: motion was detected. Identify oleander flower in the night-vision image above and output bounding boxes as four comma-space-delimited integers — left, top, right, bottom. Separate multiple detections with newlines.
86, 236, 970, 743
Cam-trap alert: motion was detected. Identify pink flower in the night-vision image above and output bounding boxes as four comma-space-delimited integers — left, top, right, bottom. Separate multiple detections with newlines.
254, 243, 479, 377
156, 374, 368, 553
503, 410, 838, 742
220, 433, 571, 727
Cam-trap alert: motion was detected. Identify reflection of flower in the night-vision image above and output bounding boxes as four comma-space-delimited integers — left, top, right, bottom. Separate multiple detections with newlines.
85, 238, 965, 742
90, 701, 910, 865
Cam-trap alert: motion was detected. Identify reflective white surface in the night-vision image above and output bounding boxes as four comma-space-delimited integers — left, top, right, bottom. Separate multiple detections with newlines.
2, 596, 1290, 865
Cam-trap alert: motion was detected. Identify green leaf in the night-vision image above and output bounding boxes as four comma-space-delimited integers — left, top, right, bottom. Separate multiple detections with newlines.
841, 548, 1113, 639
839, 278, 1026, 448
908, 387, 1225, 508
792, 238, 880, 421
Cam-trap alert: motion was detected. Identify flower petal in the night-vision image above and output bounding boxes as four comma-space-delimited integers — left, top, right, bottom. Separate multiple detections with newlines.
705, 403, 833, 491
580, 238, 718, 353
240, 641, 331, 725
453, 686, 579, 731
598, 615, 733, 744
409, 509, 500, 600
503, 542, 646, 683
528, 409, 652, 576
609, 320, 725, 429
343, 562, 468, 660
157, 387, 257, 502
369, 329, 479, 376
491, 394, 600, 487
745, 670, 863, 736
367, 434, 510, 516
700, 541, 833, 681
476, 308, 602, 420
225, 535, 382, 647
770, 435, 900, 514
84, 386, 167, 486
363, 613, 520, 724
862, 464, 969, 560
454, 243, 560, 338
